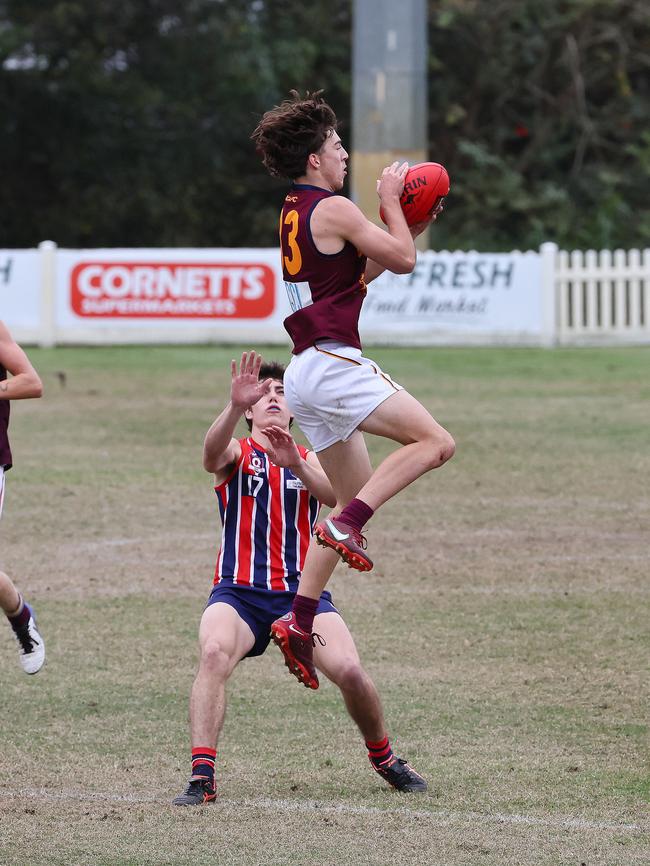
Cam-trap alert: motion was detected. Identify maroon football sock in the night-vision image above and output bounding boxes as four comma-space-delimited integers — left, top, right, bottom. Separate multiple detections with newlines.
337, 498, 374, 533
7, 594, 30, 631
292, 593, 319, 633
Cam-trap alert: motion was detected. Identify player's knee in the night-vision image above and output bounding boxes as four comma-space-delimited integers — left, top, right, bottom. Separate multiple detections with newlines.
335, 660, 369, 695
199, 639, 231, 678
439, 431, 456, 464
423, 430, 455, 470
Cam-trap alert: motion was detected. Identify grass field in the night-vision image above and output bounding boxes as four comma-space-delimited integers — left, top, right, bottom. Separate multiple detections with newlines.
0, 344, 648, 866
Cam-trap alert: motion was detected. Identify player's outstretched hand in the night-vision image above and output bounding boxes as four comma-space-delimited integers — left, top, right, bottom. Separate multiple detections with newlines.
230, 351, 272, 412
262, 425, 301, 469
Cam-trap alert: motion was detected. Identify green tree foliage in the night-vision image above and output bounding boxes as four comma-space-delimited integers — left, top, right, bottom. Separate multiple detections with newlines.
1, 1, 648, 250
427, 0, 650, 250
0, 0, 351, 247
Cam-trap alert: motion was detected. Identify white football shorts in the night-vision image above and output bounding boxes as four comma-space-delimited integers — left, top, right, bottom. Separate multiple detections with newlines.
0, 467, 5, 521
284, 341, 403, 452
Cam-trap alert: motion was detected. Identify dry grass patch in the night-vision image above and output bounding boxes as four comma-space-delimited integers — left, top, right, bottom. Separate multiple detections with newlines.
0, 345, 648, 865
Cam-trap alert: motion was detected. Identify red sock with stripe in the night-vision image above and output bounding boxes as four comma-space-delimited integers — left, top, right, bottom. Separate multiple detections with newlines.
191, 747, 216, 781
366, 735, 394, 769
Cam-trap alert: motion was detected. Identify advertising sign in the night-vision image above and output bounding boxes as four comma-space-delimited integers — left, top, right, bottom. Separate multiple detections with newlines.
361, 250, 544, 339
55, 248, 286, 340
1, 245, 554, 346
0, 250, 42, 332
70, 261, 275, 319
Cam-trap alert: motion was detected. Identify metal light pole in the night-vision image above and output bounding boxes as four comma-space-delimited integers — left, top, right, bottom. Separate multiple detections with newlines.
351, 0, 428, 244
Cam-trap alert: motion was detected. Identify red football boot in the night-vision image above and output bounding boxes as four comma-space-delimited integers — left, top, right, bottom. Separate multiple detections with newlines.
314, 517, 373, 572
270, 612, 322, 690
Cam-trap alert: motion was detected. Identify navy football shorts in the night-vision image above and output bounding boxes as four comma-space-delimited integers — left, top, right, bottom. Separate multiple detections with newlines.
205, 583, 338, 658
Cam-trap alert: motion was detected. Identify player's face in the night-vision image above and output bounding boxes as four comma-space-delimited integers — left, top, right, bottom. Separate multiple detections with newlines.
317, 130, 348, 191
247, 379, 292, 431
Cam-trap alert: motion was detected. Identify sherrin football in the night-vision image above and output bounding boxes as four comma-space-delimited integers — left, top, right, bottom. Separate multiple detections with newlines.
380, 162, 450, 227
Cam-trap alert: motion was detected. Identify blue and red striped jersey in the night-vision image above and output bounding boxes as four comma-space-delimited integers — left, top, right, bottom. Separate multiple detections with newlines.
213, 437, 320, 591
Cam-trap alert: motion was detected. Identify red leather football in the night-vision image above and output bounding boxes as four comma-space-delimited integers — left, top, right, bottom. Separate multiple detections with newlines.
380, 162, 450, 227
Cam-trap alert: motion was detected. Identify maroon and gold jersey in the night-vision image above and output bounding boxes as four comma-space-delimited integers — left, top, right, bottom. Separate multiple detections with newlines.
280, 184, 367, 354
0, 364, 11, 470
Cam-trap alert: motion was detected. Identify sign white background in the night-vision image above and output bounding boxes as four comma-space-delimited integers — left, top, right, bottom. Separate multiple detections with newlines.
2, 245, 552, 346
0, 250, 41, 330
361, 251, 543, 339
55, 247, 289, 336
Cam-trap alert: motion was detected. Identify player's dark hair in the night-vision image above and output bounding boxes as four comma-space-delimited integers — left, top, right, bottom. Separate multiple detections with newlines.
251, 90, 338, 180
259, 361, 285, 384
245, 361, 292, 431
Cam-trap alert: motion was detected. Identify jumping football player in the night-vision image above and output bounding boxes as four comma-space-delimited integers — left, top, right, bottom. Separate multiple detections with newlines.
251, 91, 455, 688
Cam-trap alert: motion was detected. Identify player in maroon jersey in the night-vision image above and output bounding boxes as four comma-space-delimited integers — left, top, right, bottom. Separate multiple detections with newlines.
0, 319, 45, 674
172, 352, 427, 805
251, 92, 455, 687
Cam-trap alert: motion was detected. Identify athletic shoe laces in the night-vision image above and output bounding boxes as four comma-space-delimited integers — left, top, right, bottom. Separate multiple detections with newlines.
15, 623, 38, 655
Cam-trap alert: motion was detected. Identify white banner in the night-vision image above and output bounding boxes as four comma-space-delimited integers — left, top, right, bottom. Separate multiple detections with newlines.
54, 247, 290, 342
0, 244, 557, 346
0, 250, 42, 333
360, 250, 544, 342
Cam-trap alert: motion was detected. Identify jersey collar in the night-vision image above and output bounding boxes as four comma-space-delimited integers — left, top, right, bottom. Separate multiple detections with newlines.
249, 436, 269, 453
291, 183, 335, 194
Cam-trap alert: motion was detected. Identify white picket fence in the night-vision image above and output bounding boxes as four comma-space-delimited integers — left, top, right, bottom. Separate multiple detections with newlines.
548, 243, 650, 344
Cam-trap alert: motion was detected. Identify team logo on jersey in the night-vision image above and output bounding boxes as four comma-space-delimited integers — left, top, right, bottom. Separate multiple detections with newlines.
249, 455, 265, 475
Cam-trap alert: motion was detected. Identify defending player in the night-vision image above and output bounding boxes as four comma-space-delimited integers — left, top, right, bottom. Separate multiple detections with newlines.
0, 320, 45, 674
172, 352, 426, 805
251, 91, 455, 687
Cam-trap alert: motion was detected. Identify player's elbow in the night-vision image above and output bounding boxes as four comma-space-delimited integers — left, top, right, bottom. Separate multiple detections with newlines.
392, 251, 416, 274
29, 375, 43, 398
202, 451, 217, 473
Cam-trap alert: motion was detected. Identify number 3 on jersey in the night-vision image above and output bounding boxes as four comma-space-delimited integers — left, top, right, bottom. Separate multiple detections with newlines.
281, 210, 302, 276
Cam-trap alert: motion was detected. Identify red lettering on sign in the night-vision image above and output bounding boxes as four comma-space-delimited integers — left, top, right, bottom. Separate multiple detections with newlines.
70, 262, 275, 318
